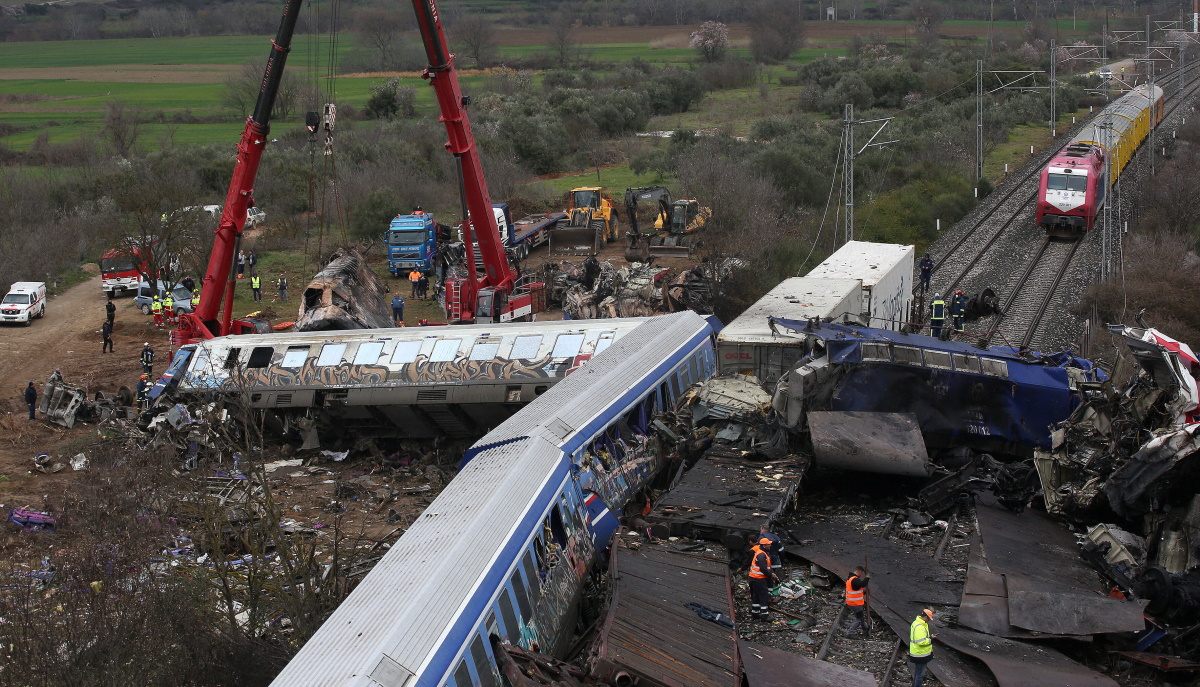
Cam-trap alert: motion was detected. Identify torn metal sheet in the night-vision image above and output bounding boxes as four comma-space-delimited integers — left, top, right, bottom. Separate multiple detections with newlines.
38, 374, 86, 428
974, 497, 1145, 635
808, 411, 932, 477
1102, 424, 1200, 518
738, 639, 876, 687
936, 627, 1118, 687
690, 375, 772, 423
1108, 324, 1200, 425
792, 517, 994, 687
296, 248, 394, 331
1084, 523, 1145, 568
1112, 651, 1200, 672
959, 535, 1076, 640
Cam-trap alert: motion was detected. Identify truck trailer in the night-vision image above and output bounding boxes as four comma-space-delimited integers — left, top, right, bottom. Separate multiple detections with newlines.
717, 277, 861, 384
805, 241, 914, 332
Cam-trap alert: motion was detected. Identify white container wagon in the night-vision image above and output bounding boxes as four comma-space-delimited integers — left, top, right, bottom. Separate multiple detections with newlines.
805, 241, 914, 331
717, 277, 861, 384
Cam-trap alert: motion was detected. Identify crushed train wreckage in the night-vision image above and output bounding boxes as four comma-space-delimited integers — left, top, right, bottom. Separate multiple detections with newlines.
545, 257, 717, 319
296, 248, 394, 331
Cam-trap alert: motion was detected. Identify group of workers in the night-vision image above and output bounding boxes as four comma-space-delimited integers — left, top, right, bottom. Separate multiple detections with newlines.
745, 530, 938, 687
920, 253, 970, 340
407, 269, 430, 300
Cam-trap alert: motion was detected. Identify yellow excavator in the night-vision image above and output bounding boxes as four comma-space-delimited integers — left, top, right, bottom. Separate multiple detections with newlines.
623, 186, 711, 261
548, 186, 620, 255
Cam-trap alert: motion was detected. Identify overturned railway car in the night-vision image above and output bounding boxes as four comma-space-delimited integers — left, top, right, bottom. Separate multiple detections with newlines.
269, 311, 719, 687
1037, 83, 1163, 236
770, 320, 1107, 457
159, 318, 650, 438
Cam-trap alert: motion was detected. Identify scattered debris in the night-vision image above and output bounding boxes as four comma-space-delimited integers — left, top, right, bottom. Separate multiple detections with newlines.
8, 507, 56, 533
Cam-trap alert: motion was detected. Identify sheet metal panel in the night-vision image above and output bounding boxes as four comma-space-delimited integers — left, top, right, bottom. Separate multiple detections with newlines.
807, 411, 931, 476
739, 640, 876, 687
937, 627, 1118, 687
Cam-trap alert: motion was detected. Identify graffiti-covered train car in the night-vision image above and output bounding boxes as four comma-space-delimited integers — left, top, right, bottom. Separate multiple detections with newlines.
158, 318, 648, 438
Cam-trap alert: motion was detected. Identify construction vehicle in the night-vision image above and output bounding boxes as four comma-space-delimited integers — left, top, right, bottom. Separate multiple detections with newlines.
623, 186, 712, 260
411, 0, 545, 323
549, 186, 621, 256
171, 0, 302, 346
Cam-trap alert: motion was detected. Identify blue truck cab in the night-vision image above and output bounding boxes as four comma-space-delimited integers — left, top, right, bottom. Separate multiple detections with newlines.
386, 213, 438, 275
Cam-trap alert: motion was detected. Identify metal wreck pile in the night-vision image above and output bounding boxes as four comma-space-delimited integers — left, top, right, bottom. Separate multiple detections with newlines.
544, 257, 715, 319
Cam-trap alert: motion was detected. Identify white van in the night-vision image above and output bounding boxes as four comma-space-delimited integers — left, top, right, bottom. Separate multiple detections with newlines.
1, 282, 47, 325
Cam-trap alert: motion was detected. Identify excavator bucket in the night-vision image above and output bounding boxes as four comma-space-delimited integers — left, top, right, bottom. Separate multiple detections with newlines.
549, 212, 600, 256
624, 232, 651, 262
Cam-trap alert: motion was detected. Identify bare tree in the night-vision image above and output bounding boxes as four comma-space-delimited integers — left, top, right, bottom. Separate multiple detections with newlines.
172, 7, 194, 36
547, 13, 582, 68
61, 12, 97, 40
353, 7, 412, 71
909, 0, 946, 34
107, 161, 208, 289
138, 7, 174, 38
455, 14, 497, 68
749, 0, 805, 63
102, 98, 142, 158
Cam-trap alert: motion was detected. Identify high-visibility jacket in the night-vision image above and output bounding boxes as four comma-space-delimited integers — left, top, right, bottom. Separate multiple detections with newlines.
250, 276, 261, 289
845, 575, 865, 606
150, 298, 162, 314
930, 299, 945, 321
409, 270, 421, 283
163, 295, 173, 311
909, 616, 933, 657
748, 545, 770, 579
191, 291, 200, 306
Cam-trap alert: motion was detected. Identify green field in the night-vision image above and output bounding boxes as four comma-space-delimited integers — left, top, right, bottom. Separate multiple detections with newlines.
0, 35, 353, 68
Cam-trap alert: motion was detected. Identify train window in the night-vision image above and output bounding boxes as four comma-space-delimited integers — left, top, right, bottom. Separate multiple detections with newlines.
549, 507, 567, 546
892, 346, 923, 366
470, 340, 501, 361
688, 355, 700, 382
510, 335, 542, 359
391, 340, 422, 364
953, 354, 981, 373
925, 350, 953, 369
316, 343, 346, 366
497, 589, 519, 640
1046, 173, 1087, 192
595, 333, 615, 356
353, 342, 385, 365
551, 334, 585, 358
453, 660, 472, 687
223, 348, 241, 369
980, 358, 1009, 378
245, 346, 274, 369
511, 570, 533, 618
521, 550, 540, 594
431, 339, 463, 362
861, 342, 890, 362
469, 635, 498, 687
281, 346, 309, 368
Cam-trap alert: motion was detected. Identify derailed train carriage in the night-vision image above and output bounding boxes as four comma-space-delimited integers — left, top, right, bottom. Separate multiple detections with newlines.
155, 318, 650, 438
269, 311, 720, 687
1037, 83, 1164, 237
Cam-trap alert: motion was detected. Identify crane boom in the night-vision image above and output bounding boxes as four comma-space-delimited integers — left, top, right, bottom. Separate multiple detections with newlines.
174, 0, 303, 345
411, 0, 538, 323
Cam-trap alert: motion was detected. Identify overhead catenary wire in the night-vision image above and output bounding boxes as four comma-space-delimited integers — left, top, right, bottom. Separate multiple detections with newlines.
801, 125, 845, 273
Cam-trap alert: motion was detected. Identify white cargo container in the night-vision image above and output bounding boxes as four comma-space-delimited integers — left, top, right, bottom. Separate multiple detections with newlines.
805, 241, 914, 331
717, 277, 861, 384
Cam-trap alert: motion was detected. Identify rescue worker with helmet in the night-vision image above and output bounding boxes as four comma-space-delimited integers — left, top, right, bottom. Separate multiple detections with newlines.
844, 566, 871, 637
191, 286, 201, 309
951, 290, 967, 333
136, 374, 149, 411
151, 294, 164, 329
747, 537, 778, 621
929, 294, 945, 339
163, 292, 175, 326
909, 608, 936, 687
140, 342, 154, 375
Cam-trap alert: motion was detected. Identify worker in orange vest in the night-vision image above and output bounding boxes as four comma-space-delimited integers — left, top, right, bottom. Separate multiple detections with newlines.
408, 268, 421, 297
748, 537, 778, 621
844, 565, 871, 638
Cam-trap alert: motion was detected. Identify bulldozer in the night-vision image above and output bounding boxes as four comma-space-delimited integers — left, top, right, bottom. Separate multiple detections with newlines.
623, 186, 711, 261
548, 187, 620, 255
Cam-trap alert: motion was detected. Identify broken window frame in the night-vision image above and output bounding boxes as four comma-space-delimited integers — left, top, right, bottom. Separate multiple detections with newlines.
430, 339, 463, 362
496, 587, 520, 642
316, 343, 346, 366
861, 342, 891, 362
468, 633, 499, 687
511, 567, 533, 619
521, 550, 540, 595
391, 340, 422, 364
353, 341, 385, 365
223, 347, 241, 370
892, 345, 924, 366
953, 353, 982, 374
245, 346, 274, 369
281, 346, 310, 368
509, 335, 542, 360
979, 357, 1009, 378
925, 350, 953, 370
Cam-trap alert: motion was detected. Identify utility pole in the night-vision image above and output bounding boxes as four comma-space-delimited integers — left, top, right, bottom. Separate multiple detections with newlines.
843, 104, 854, 244
1049, 39, 1057, 136
1149, 62, 1155, 177
976, 59, 984, 181
1101, 114, 1113, 281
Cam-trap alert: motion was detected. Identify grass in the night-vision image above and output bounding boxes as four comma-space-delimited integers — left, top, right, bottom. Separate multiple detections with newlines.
0, 35, 353, 69
983, 107, 1091, 183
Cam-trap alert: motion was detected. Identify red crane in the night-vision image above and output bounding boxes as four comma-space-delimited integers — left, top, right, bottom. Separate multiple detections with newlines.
172, 0, 304, 346
410, 0, 545, 324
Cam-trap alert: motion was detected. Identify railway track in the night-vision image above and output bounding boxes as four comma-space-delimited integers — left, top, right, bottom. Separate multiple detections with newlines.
927, 60, 1200, 350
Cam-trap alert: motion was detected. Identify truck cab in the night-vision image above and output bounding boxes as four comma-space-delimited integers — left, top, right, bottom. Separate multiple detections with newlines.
386, 213, 438, 276
100, 250, 141, 297
1, 282, 47, 325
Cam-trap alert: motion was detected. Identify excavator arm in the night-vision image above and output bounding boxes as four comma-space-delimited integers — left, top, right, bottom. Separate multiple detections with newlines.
624, 186, 672, 235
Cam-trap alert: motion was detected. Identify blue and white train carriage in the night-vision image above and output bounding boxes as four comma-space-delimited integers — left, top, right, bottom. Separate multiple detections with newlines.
270, 311, 719, 687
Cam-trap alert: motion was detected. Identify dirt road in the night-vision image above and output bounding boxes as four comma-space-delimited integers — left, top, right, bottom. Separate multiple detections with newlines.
0, 275, 169, 513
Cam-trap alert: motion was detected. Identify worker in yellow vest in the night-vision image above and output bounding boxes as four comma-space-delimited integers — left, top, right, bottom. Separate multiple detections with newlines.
151, 295, 163, 329
191, 287, 200, 308
909, 608, 936, 687
250, 273, 262, 302
163, 292, 174, 325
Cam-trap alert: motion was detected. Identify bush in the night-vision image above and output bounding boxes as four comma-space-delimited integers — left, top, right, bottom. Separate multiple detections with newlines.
698, 58, 758, 90
349, 188, 403, 240
365, 78, 416, 120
